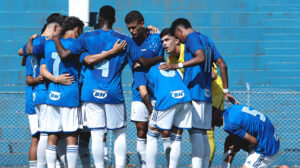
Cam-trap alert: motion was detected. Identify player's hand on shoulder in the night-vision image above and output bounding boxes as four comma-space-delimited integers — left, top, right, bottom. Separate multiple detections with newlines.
30, 34, 39, 40
147, 25, 160, 34
56, 73, 75, 85
159, 63, 178, 70
112, 39, 127, 54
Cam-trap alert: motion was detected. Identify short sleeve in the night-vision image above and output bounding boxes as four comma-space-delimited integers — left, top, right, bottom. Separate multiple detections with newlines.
33, 38, 46, 57
133, 66, 148, 90
67, 33, 86, 55
22, 45, 28, 56
25, 56, 33, 77
224, 123, 247, 139
40, 57, 45, 65
79, 52, 89, 64
186, 33, 204, 55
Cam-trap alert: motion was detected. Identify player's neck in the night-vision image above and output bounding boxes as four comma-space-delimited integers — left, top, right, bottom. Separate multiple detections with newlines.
135, 28, 148, 43
169, 45, 181, 59
63, 31, 75, 39
41, 29, 52, 38
99, 22, 112, 31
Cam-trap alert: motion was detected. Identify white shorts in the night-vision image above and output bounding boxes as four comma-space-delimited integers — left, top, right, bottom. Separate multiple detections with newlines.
191, 101, 212, 130
46, 105, 79, 133
28, 114, 39, 136
149, 102, 192, 130
82, 102, 127, 130
244, 150, 279, 168
131, 101, 155, 122
35, 104, 48, 133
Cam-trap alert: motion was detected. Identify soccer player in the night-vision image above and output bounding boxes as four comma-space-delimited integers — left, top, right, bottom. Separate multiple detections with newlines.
38, 16, 84, 168
213, 105, 280, 168
25, 13, 69, 168
160, 19, 240, 167
18, 47, 40, 168
51, 5, 162, 168
124, 10, 169, 167
134, 63, 192, 168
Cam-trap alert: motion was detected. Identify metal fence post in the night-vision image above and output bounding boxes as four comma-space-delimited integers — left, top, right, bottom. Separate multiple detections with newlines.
246, 83, 250, 106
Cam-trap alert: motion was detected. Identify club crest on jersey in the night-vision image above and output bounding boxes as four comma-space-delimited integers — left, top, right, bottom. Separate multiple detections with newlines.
32, 92, 36, 102
49, 91, 61, 101
204, 88, 211, 98
171, 90, 185, 99
93, 89, 108, 99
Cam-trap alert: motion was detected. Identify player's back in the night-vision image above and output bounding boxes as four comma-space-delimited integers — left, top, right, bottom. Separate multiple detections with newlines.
223, 105, 280, 156
77, 29, 140, 104
145, 63, 192, 111
44, 38, 80, 107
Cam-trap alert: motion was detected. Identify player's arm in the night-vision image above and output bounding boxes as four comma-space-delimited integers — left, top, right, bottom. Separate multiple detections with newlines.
215, 57, 239, 105
52, 36, 73, 60
243, 132, 257, 149
159, 34, 205, 70
26, 34, 39, 55
26, 75, 44, 86
138, 85, 153, 116
40, 64, 75, 85
211, 68, 217, 81
137, 56, 165, 68
19, 45, 28, 66
83, 39, 127, 65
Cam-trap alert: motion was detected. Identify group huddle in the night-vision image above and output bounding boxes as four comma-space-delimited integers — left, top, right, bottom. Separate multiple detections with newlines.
19, 5, 280, 168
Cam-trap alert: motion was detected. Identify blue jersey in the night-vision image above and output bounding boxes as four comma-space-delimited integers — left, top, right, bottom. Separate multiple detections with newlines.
43, 38, 80, 107
184, 32, 217, 103
25, 55, 36, 114
130, 32, 164, 101
223, 105, 280, 156
67, 29, 141, 104
135, 63, 191, 111
31, 36, 48, 105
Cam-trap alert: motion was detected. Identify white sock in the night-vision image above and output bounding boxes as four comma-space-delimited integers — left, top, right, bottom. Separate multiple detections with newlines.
56, 160, 64, 168
203, 133, 211, 168
146, 129, 160, 168
104, 142, 108, 167
189, 129, 205, 168
222, 161, 231, 168
45, 145, 57, 168
91, 130, 105, 168
29, 160, 37, 168
79, 136, 91, 168
67, 145, 78, 168
169, 133, 182, 168
162, 137, 172, 166
137, 138, 147, 167
113, 128, 127, 168
37, 133, 48, 168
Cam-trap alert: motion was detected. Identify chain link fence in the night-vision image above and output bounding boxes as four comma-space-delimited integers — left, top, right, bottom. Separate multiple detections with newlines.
0, 88, 299, 167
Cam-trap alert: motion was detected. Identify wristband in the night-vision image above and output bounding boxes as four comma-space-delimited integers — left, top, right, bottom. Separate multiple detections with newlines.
223, 88, 229, 94
178, 62, 183, 69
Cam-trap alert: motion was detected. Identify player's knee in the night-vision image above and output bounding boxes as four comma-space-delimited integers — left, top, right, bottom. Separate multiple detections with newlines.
137, 129, 147, 138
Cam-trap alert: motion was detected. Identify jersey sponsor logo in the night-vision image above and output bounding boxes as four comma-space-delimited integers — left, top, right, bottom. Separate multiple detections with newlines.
32, 92, 36, 102
171, 90, 185, 99
204, 88, 211, 98
93, 89, 108, 99
141, 49, 147, 51
49, 91, 61, 101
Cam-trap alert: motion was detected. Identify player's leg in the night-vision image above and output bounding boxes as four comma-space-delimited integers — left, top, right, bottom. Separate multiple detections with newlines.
207, 128, 215, 167
131, 101, 149, 168
61, 107, 80, 168
79, 130, 91, 168
146, 127, 160, 168
35, 104, 48, 168
222, 135, 241, 168
106, 103, 127, 168
103, 131, 108, 167
161, 130, 171, 166
84, 102, 106, 167
169, 103, 192, 168
243, 150, 279, 168
28, 113, 40, 168
45, 105, 61, 168
56, 133, 67, 168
